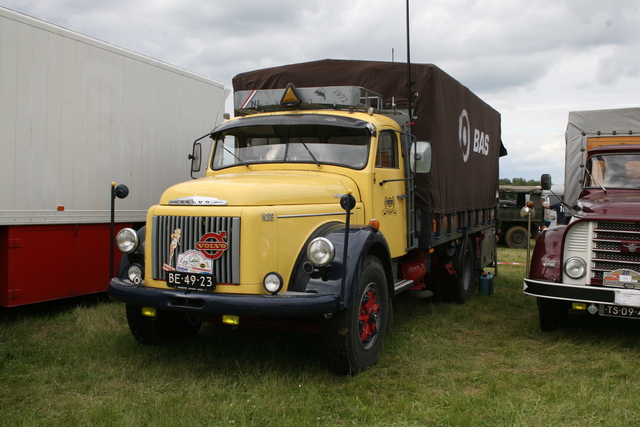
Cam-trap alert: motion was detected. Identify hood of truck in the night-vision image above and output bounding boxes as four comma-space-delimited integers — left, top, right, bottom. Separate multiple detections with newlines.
159, 171, 359, 206
577, 189, 640, 220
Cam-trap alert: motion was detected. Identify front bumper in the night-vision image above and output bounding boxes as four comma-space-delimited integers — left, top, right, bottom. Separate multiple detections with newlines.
109, 278, 340, 317
524, 278, 640, 307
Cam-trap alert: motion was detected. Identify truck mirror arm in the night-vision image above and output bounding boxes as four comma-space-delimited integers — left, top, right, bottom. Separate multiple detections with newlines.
189, 133, 211, 179
542, 173, 576, 213
379, 177, 414, 186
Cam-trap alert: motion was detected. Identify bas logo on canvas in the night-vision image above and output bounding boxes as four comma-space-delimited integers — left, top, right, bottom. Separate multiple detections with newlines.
459, 109, 490, 163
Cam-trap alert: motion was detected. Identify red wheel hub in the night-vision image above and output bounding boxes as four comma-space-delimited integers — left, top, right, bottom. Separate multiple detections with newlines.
359, 287, 380, 345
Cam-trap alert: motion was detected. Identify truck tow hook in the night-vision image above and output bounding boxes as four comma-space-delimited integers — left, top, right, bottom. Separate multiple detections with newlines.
445, 263, 457, 276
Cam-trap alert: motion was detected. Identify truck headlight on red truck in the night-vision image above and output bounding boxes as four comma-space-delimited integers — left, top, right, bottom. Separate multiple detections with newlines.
116, 228, 139, 254
307, 237, 335, 267
564, 257, 587, 279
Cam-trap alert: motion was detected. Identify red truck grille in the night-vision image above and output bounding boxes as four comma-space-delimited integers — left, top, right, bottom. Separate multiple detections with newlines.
151, 216, 241, 284
592, 222, 640, 280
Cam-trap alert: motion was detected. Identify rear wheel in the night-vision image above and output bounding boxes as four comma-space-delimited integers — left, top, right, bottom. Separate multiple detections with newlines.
325, 256, 389, 375
125, 304, 201, 345
537, 297, 568, 331
454, 238, 475, 304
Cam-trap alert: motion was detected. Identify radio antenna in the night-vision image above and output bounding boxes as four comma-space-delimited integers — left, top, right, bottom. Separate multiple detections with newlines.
391, 48, 395, 107
406, 0, 413, 123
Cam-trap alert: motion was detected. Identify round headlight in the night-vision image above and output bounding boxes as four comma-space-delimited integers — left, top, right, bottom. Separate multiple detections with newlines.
127, 263, 144, 284
307, 237, 335, 267
564, 257, 587, 279
264, 272, 283, 294
116, 228, 139, 254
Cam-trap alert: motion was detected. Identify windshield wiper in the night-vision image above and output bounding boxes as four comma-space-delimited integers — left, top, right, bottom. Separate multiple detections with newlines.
287, 126, 321, 166
300, 141, 321, 167
221, 144, 247, 166
585, 167, 607, 193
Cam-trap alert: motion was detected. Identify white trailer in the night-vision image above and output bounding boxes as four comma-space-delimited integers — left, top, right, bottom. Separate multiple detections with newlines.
0, 7, 227, 306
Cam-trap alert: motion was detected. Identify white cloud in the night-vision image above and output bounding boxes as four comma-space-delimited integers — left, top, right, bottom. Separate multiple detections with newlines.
2, 0, 639, 182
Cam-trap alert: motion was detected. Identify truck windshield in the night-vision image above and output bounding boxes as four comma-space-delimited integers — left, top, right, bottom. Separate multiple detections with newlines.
586, 154, 640, 189
211, 122, 370, 170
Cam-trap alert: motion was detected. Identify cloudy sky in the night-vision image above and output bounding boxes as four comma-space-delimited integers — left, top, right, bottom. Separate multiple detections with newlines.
2, 0, 639, 183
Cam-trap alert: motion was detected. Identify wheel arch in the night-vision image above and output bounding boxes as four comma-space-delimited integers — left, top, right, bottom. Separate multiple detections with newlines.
288, 223, 393, 309
366, 240, 395, 300
529, 226, 566, 282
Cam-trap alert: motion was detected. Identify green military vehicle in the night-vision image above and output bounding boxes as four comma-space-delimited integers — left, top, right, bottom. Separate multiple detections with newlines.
498, 186, 544, 249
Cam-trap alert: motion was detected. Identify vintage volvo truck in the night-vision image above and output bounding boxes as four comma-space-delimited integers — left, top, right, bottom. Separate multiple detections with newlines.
524, 108, 640, 331
109, 60, 505, 373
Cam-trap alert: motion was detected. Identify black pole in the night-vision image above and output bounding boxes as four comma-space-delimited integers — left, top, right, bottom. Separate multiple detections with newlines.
340, 192, 356, 309
406, 0, 413, 123
110, 182, 116, 279
110, 183, 129, 279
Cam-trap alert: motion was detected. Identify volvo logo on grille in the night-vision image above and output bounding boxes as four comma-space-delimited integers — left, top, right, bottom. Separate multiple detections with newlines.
196, 232, 228, 259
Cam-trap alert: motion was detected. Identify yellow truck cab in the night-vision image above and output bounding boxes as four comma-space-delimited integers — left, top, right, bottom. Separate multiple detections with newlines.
109, 60, 504, 374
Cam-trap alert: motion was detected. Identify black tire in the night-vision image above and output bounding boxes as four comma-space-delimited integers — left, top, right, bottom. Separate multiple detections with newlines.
125, 304, 201, 345
324, 256, 389, 375
454, 238, 475, 304
505, 226, 529, 249
537, 297, 569, 332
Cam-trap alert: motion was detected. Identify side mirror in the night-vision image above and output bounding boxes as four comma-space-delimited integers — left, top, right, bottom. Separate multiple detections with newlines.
188, 142, 202, 179
114, 184, 129, 199
410, 141, 432, 174
540, 174, 552, 191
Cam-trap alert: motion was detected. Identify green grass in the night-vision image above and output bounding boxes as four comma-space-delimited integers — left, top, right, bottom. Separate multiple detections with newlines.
3, 248, 640, 426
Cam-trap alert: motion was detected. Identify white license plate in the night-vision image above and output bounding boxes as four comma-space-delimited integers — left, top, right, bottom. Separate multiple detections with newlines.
166, 271, 216, 291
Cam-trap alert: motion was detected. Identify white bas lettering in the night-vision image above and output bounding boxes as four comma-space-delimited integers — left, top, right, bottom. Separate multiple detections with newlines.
473, 129, 490, 156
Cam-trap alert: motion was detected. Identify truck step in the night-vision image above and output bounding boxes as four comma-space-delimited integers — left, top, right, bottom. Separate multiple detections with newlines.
407, 289, 434, 299
393, 280, 415, 295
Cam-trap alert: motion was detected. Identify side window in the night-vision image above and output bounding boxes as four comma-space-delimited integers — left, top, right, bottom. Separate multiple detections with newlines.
375, 130, 398, 168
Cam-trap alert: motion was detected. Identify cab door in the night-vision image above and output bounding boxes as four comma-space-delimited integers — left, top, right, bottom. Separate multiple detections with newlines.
372, 130, 407, 258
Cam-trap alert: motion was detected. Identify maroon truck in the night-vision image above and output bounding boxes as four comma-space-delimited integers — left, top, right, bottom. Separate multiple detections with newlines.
524, 108, 640, 330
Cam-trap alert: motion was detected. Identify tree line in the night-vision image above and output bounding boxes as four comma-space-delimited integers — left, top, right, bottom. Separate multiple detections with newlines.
499, 178, 540, 186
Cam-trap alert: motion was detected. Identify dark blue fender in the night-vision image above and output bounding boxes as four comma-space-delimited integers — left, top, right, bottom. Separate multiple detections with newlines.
288, 222, 394, 309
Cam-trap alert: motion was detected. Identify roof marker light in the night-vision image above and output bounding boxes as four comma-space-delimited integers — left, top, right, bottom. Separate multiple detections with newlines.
280, 83, 302, 108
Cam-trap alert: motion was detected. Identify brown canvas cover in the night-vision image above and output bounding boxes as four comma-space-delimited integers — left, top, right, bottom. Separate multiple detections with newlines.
232, 59, 505, 213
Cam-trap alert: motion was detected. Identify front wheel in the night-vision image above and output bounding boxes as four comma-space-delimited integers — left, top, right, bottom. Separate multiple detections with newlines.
537, 297, 569, 331
324, 256, 390, 375
125, 304, 201, 345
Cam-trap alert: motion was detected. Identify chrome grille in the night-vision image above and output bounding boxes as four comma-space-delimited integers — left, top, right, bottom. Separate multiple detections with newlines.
152, 216, 241, 284
566, 222, 589, 252
592, 222, 640, 280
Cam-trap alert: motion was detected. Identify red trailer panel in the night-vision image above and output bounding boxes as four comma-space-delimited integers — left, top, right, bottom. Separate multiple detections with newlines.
0, 223, 131, 307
